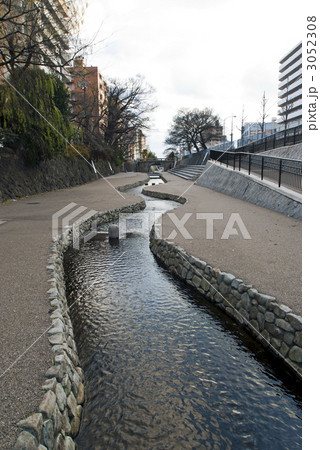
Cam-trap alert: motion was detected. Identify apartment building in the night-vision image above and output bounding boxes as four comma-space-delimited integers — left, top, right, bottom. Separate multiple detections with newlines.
236, 120, 277, 147
0, 0, 76, 78
41, 0, 75, 75
67, 57, 108, 134
278, 42, 302, 130
126, 129, 147, 160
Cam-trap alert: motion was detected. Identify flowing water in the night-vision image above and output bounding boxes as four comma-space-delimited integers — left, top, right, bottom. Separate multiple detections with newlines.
64, 181, 301, 449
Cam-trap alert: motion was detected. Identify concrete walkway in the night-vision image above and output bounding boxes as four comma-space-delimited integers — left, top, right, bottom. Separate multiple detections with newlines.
0, 173, 147, 449
0, 170, 301, 448
144, 172, 301, 315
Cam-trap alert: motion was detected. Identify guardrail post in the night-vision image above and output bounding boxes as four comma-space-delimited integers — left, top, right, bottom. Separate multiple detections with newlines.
239, 154, 241, 171
261, 156, 264, 180
278, 159, 282, 187
248, 154, 251, 174
226, 153, 228, 167
233, 153, 236, 170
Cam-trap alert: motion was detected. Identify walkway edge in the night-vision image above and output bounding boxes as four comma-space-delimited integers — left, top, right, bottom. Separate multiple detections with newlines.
141, 185, 302, 378
14, 199, 146, 449
149, 225, 302, 379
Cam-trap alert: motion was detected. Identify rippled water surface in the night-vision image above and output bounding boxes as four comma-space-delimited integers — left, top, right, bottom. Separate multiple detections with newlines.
64, 183, 301, 449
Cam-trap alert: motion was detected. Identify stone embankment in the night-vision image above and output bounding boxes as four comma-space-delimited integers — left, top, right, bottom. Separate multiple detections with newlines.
14, 200, 145, 449
0, 148, 116, 203
149, 228, 302, 378
258, 143, 302, 160
196, 161, 302, 219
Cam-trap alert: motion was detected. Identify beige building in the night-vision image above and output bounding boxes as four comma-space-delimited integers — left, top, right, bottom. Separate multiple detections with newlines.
126, 129, 147, 160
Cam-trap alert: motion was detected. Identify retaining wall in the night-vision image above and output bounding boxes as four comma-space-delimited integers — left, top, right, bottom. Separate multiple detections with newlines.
257, 143, 302, 160
149, 227, 302, 378
14, 199, 146, 449
196, 161, 302, 219
0, 148, 117, 203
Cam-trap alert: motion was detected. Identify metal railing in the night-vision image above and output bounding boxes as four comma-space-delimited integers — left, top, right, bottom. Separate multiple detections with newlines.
210, 150, 302, 192
178, 149, 210, 167
236, 125, 302, 154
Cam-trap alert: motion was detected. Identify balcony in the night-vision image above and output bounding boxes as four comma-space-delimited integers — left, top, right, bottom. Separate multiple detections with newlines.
279, 58, 302, 82
42, 0, 69, 34
278, 89, 302, 107
278, 77, 302, 97
279, 42, 302, 65
278, 68, 302, 90
278, 101, 302, 119
279, 47, 302, 74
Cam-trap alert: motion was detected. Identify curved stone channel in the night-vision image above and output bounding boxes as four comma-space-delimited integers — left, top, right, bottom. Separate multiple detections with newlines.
63, 183, 301, 449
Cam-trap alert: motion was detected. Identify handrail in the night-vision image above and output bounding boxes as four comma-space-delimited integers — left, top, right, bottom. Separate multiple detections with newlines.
210, 149, 302, 192
235, 125, 302, 154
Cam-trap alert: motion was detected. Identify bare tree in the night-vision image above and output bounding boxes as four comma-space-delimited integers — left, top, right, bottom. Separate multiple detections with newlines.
165, 108, 222, 153
258, 92, 268, 137
279, 81, 295, 131
104, 76, 157, 155
236, 105, 247, 147
0, 0, 87, 78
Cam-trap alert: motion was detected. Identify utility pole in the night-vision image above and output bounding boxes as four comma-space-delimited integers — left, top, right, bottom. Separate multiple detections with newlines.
260, 91, 268, 138
230, 114, 236, 149
236, 105, 247, 147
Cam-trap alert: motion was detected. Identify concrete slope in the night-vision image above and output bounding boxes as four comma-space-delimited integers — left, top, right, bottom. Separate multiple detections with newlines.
196, 161, 301, 219
143, 172, 301, 316
257, 143, 302, 160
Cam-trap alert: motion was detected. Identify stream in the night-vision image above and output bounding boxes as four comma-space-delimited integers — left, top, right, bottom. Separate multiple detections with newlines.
64, 180, 301, 449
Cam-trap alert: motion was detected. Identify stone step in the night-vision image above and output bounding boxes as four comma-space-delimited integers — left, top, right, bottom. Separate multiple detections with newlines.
168, 165, 206, 180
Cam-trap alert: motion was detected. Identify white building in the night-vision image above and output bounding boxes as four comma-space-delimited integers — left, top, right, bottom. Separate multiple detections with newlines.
278, 42, 302, 130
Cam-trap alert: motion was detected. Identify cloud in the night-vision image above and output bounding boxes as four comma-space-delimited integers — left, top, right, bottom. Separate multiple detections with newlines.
81, 0, 302, 156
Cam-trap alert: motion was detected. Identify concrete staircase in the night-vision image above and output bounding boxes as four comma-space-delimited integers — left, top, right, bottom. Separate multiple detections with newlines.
168, 165, 206, 181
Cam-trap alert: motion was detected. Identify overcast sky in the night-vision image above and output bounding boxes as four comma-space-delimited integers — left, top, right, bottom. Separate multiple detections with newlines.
81, 0, 302, 157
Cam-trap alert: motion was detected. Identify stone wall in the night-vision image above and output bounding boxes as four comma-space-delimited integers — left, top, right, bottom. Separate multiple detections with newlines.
257, 143, 302, 160
14, 199, 146, 449
0, 148, 117, 203
196, 161, 302, 219
149, 228, 302, 378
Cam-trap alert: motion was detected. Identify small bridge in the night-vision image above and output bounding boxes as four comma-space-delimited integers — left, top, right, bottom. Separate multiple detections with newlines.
124, 158, 174, 173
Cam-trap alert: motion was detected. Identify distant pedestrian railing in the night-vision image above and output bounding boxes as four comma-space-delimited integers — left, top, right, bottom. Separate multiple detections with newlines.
210, 150, 302, 192
178, 149, 210, 167
236, 125, 302, 154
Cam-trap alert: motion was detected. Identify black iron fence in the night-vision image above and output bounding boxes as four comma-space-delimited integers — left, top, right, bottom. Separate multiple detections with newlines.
177, 149, 210, 167
236, 125, 302, 154
210, 150, 302, 192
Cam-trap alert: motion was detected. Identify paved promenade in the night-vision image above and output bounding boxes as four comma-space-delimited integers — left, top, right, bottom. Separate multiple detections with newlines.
0, 171, 301, 448
0, 173, 147, 449
145, 172, 301, 315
